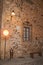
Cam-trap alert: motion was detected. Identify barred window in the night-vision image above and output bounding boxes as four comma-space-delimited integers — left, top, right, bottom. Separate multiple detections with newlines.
23, 27, 30, 41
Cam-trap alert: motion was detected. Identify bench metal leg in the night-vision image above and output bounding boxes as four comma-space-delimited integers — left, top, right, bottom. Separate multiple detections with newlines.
38, 52, 42, 56
30, 53, 34, 58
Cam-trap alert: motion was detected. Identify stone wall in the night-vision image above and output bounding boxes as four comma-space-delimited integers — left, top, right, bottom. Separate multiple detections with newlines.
1, 0, 43, 59
0, 0, 3, 59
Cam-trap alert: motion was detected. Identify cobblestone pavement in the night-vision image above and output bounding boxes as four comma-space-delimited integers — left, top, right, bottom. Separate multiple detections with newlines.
0, 54, 43, 65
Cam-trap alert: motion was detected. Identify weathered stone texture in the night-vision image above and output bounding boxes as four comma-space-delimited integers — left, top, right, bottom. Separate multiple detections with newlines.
1, 0, 43, 59
0, 0, 3, 59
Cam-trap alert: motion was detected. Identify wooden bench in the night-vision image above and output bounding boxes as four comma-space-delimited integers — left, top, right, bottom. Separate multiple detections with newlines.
30, 51, 42, 58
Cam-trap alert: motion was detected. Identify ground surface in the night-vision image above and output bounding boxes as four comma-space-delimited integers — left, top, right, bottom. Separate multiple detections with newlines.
0, 53, 43, 65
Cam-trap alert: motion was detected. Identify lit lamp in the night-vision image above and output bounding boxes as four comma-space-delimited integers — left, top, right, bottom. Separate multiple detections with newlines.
3, 30, 9, 59
11, 10, 15, 16
10, 10, 15, 21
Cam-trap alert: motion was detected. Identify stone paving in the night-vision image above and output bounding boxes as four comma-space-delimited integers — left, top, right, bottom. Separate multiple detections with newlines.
0, 54, 43, 65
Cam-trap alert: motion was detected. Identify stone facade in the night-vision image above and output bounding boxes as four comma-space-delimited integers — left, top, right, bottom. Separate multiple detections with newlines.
0, 0, 3, 59
1, 0, 43, 59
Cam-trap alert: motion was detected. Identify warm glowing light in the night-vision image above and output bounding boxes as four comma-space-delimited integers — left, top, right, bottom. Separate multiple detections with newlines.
11, 11, 15, 16
3, 30, 9, 36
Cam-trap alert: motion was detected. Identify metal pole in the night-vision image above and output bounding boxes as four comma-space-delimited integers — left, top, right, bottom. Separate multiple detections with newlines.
4, 36, 6, 59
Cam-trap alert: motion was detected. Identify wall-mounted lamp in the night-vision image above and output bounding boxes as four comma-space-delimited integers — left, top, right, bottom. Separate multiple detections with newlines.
11, 10, 15, 16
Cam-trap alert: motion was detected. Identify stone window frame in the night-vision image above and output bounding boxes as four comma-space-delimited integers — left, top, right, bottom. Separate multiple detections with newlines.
22, 21, 32, 42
